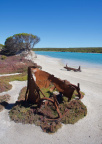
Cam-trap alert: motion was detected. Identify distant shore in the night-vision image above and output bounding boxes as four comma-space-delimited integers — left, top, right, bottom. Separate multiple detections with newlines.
33, 47, 102, 53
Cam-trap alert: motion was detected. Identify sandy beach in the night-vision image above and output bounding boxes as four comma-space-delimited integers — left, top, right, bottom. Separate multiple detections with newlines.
0, 54, 102, 144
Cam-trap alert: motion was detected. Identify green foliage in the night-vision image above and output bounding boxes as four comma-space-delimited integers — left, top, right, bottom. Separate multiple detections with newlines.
33, 47, 102, 53
40, 87, 53, 98
0, 44, 4, 49
1, 55, 7, 60
1, 33, 40, 56
40, 84, 57, 98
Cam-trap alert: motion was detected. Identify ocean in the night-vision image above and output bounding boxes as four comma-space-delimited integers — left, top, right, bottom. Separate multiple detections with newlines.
35, 51, 102, 68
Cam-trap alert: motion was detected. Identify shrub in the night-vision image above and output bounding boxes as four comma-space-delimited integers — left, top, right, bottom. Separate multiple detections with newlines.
1, 33, 40, 56
0, 55, 34, 74
1, 55, 7, 60
9, 87, 87, 133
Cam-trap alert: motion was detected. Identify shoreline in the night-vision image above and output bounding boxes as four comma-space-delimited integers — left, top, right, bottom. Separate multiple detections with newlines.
0, 54, 102, 144
35, 54, 102, 71
35, 50, 102, 54
35, 52, 102, 69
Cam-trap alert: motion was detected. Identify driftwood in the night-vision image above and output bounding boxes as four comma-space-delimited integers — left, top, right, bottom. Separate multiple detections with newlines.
64, 64, 81, 72
25, 66, 83, 119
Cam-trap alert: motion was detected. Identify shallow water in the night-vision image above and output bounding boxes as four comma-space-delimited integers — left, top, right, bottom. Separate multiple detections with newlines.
35, 51, 102, 68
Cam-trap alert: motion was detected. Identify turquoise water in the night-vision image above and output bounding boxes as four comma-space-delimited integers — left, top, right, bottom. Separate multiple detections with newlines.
35, 51, 102, 68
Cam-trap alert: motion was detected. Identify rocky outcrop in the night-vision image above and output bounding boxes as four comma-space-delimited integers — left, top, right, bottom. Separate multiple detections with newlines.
20, 50, 37, 62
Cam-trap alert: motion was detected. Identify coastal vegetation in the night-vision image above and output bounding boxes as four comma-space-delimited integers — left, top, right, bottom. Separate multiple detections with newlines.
0, 39, 37, 113
0, 55, 34, 74
0, 33, 40, 106
33, 47, 102, 53
0, 44, 4, 50
0, 33, 40, 56
9, 86, 87, 133
0, 73, 27, 93
0, 54, 34, 93
0, 33, 87, 133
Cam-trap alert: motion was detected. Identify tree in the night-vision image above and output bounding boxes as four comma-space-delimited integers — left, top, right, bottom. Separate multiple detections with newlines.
1, 33, 40, 55
0, 44, 4, 50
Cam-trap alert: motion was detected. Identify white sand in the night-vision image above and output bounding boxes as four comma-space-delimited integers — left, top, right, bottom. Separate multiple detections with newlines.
0, 73, 21, 77
0, 55, 102, 144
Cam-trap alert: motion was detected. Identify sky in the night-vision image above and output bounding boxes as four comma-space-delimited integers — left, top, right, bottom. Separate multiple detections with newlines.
0, 0, 102, 48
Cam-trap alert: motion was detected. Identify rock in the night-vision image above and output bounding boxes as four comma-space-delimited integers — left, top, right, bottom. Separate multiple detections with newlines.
24, 50, 37, 62
16, 50, 37, 62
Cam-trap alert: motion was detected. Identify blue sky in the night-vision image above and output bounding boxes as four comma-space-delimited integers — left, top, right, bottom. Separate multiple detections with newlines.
0, 0, 102, 48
